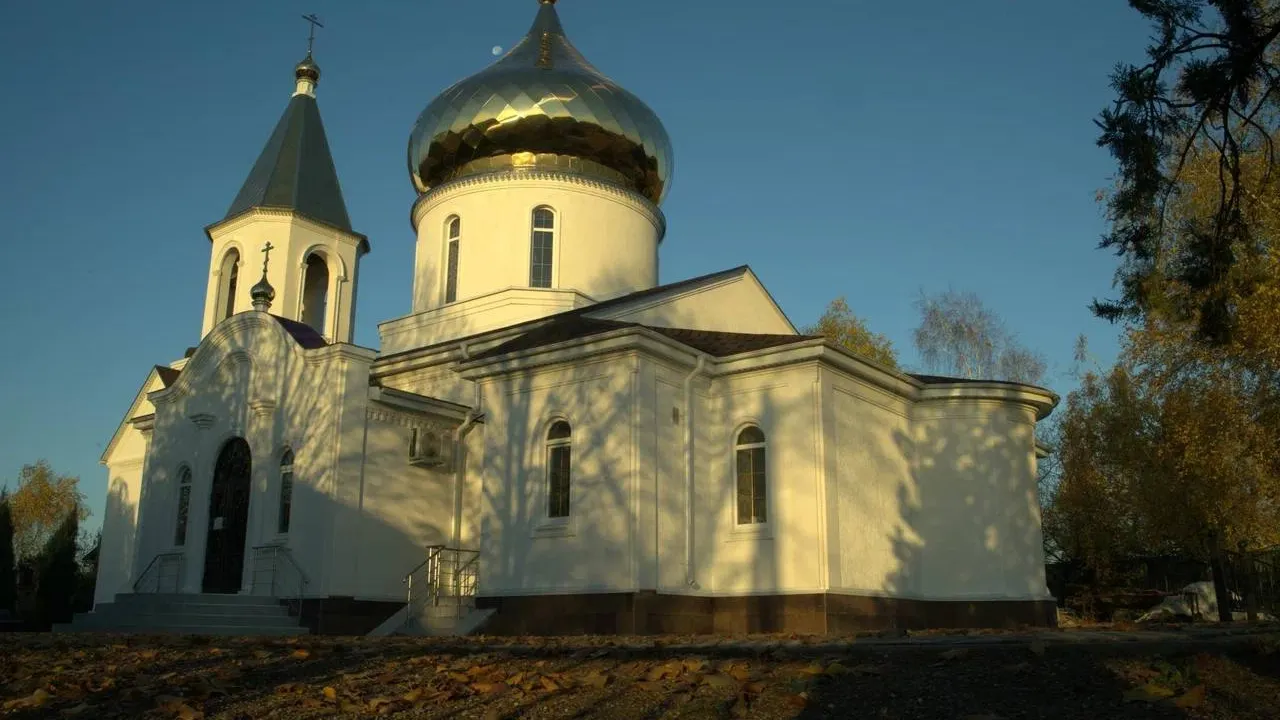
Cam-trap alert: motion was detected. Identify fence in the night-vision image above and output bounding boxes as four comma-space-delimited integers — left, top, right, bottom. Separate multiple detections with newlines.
1049, 546, 1279, 621
1222, 546, 1279, 618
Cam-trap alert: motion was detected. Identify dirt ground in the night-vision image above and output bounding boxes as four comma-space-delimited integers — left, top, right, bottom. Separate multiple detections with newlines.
1, 628, 1278, 719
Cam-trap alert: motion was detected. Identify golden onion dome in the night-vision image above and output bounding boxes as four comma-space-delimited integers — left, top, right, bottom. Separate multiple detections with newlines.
407, 0, 673, 205
294, 54, 321, 84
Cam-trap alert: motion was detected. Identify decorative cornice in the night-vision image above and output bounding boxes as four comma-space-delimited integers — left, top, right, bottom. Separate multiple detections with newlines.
410, 170, 666, 239
206, 207, 370, 253
107, 457, 147, 473
250, 399, 277, 418
366, 406, 455, 434
189, 413, 217, 430
150, 384, 187, 407
130, 413, 157, 434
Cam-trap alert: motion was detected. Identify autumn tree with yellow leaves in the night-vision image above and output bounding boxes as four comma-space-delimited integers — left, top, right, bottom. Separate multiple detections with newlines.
804, 297, 899, 368
3, 461, 87, 563
1047, 133, 1280, 605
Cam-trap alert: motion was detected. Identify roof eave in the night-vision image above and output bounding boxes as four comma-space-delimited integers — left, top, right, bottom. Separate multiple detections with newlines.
205, 208, 370, 253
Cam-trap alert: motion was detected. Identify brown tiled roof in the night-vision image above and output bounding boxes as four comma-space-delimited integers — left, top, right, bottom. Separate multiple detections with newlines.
579, 266, 750, 316
272, 315, 329, 349
470, 317, 633, 360
646, 327, 817, 357
908, 373, 1045, 389
154, 365, 182, 387
470, 314, 815, 363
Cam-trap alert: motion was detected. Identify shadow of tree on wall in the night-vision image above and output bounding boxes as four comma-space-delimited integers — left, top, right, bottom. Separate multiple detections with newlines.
460, 262, 815, 635
108, 313, 447, 634
98, 478, 137, 596
882, 397, 1052, 630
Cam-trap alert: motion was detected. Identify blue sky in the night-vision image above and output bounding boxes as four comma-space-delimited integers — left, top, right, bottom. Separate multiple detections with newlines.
0, 0, 1150, 531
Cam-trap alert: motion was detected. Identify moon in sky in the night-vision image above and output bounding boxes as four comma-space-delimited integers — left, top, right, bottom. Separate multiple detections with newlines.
491, 45, 503, 56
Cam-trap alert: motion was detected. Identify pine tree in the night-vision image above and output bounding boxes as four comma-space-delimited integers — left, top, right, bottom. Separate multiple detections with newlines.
0, 492, 15, 614
35, 508, 79, 627
1095, 0, 1280, 344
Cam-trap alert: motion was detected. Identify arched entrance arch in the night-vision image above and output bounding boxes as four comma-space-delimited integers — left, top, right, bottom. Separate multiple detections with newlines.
202, 437, 252, 593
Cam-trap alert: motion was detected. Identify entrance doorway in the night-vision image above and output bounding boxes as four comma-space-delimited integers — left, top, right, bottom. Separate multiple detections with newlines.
202, 437, 252, 593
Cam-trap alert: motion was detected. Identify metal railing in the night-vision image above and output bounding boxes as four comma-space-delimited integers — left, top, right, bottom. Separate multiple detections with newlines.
133, 552, 185, 594
404, 545, 479, 615
251, 544, 310, 608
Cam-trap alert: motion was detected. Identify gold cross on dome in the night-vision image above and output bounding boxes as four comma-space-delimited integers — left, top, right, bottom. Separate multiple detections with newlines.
301, 13, 324, 56
261, 242, 274, 274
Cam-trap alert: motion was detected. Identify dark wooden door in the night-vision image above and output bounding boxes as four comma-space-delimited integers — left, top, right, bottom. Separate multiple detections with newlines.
202, 438, 252, 593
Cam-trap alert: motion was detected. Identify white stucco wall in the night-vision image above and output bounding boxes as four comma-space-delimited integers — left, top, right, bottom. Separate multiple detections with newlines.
821, 362, 1052, 602
410, 174, 663, 314
467, 343, 826, 600
333, 411, 453, 601
677, 363, 824, 596
203, 210, 365, 344
823, 367, 913, 596
476, 355, 641, 595
97, 368, 166, 604
594, 273, 796, 336
379, 288, 595, 354
906, 397, 1050, 600
103, 301, 1052, 613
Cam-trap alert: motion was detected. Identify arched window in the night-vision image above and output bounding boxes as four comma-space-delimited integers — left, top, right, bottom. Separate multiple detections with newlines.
278, 449, 294, 534
735, 426, 767, 525
174, 466, 193, 546
301, 254, 329, 332
529, 207, 556, 288
219, 250, 240, 320
546, 420, 572, 518
444, 216, 461, 304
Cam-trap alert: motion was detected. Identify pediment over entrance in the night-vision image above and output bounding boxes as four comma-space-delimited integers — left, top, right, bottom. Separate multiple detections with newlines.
367, 385, 479, 472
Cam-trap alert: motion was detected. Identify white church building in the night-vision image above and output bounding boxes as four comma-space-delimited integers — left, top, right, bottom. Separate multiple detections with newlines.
88, 0, 1058, 636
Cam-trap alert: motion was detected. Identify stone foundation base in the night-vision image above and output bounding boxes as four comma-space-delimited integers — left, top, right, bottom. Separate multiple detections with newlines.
287, 597, 404, 636
475, 592, 1057, 636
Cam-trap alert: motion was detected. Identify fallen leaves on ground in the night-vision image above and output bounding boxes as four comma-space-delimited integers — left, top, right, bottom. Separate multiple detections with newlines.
0, 629, 1276, 718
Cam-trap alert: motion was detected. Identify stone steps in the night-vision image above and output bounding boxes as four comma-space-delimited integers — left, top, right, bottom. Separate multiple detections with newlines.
58, 593, 308, 636
367, 597, 495, 637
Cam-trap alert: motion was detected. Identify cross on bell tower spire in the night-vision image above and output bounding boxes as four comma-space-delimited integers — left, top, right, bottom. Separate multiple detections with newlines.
301, 13, 323, 57
250, 241, 276, 312
294, 14, 323, 97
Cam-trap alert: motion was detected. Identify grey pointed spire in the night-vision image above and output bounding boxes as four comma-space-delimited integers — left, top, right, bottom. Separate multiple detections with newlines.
223, 56, 352, 232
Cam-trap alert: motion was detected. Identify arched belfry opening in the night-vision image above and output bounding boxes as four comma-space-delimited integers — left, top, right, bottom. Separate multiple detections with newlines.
301, 253, 329, 333
218, 249, 241, 321
202, 437, 252, 594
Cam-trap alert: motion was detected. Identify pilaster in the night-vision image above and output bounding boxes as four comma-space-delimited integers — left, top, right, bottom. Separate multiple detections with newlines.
243, 399, 278, 594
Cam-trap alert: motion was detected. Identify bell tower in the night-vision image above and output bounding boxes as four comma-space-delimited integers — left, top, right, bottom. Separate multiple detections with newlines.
201, 19, 369, 343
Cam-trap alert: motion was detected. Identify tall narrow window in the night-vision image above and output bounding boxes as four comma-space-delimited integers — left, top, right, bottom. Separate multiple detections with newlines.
735, 426, 767, 525
301, 254, 329, 333
174, 466, 192, 546
546, 420, 572, 518
278, 449, 294, 534
444, 216, 461, 304
219, 250, 241, 321
530, 207, 556, 288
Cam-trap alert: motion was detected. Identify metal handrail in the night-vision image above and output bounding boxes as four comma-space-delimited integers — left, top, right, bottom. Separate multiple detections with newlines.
404, 545, 445, 610
132, 551, 184, 593
251, 544, 309, 609
402, 545, 477, 617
